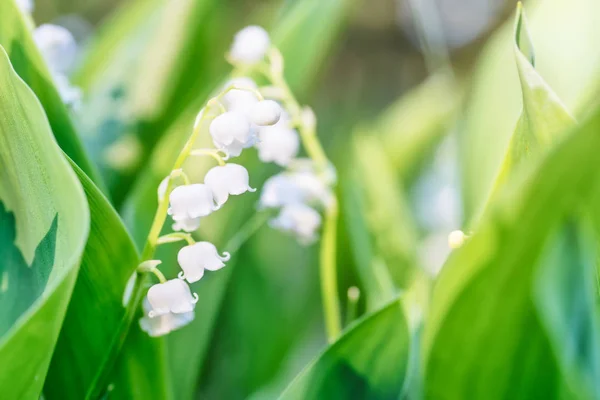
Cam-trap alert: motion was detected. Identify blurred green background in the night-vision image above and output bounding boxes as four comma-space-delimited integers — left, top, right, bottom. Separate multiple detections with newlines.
19, 0, 600, 398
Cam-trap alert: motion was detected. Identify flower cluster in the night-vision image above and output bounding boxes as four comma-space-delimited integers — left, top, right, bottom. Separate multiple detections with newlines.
136, 25, 336, 336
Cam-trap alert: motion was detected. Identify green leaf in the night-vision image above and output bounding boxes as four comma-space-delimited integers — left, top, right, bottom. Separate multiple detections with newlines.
0, 46, 89, 398
423, 99, 600, 399
43, 161, 145, 400
481, 4, 575, 217
0, 0, 102, 187
273, 0, 357, 98
460, 0, 600, 219
280, 298, 410, 399
342, 133, 418, 309
375, 72, 461, 181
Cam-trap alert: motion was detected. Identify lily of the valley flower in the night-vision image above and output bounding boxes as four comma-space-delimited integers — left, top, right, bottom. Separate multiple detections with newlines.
168, 184, 216, 222
204, 163, 256, 206
147, 279, 198, 317
139, 298, 194, 337
259, 171, 332, 209
256, 121, 300, 166
172, 217, 201, 233
222, 77, 259, 113
33, 24, 77, 75
177, 242, 231, 283
250, 100, 282, 126
229, 25, 270, 64
270, 203, 322, 244
210, 111, 255, 157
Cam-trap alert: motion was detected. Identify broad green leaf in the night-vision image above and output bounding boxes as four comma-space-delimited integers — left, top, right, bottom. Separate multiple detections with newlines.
43, 161, 144, 400
423, 100, 600, 399
460, 0, 600, 219
0, 46, 89, 398
0, 0, 102, 186
280, 298, 410, 399
117, 0, 356, 398
480, 3, 575, 219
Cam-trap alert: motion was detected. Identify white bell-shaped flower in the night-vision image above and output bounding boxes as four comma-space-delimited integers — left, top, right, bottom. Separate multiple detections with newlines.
139, 298, 194, 337
256, 124, 300, 166
270, 203, 322, 244
177, 242, 231, 283
210, 111, 256, 157
204, 163, 256, 206
172, 216, 201, 233
222, 77, 259, 113
259, 171, 332, 209
168, 184, 216, 222
33, 24, 77, 74
157, 176, 170, 200
147, 279, 198, 317
229, 25, 270, 64
259, 174, 305, 209
250, 100, 282, 126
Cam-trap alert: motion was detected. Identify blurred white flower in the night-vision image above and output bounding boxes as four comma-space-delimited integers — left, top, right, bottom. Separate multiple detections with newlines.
177, 242, 231, 283
256, 116, 300, 167
259, 174, 305, 209
204, 163, 256, 207
229, 25, 270, 64
210, 111, 255, 157
270, 203, 322, 244
147, 279, 198, 317
168, 184, 216, 222
222, 77, 259, 113
172, 217, 201, 233
16, 0, 34, 13
139, 298, 194, 337
259, 171, 332, 209
250, 100, 282, 126
33, 24, 77, 75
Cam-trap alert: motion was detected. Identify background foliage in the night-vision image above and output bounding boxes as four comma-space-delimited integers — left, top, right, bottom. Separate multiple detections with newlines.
2, 0, 600, 399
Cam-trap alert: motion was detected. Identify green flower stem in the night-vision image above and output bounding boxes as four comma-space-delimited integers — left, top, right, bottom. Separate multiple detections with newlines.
157, 232, 196, 246
264, 50, 342, 341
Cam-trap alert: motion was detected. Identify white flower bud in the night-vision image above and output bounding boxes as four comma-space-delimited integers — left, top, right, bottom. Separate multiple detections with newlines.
448, 230, 467, 249
168, 184, 216, 221
222, 78, 259, 113
229, 25, 270, 64
139, 298, 194, 337
172, 217, 201, 233
33, 24, 77, 74
270, 203, 322, 244
300, 106, 316, 130
210, 111, 256, 157
204, 163, 256, 206
177, 242, 231, 283
250, 100, 282, 126
256, 124, 299, 166
147, 279, 198, 317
